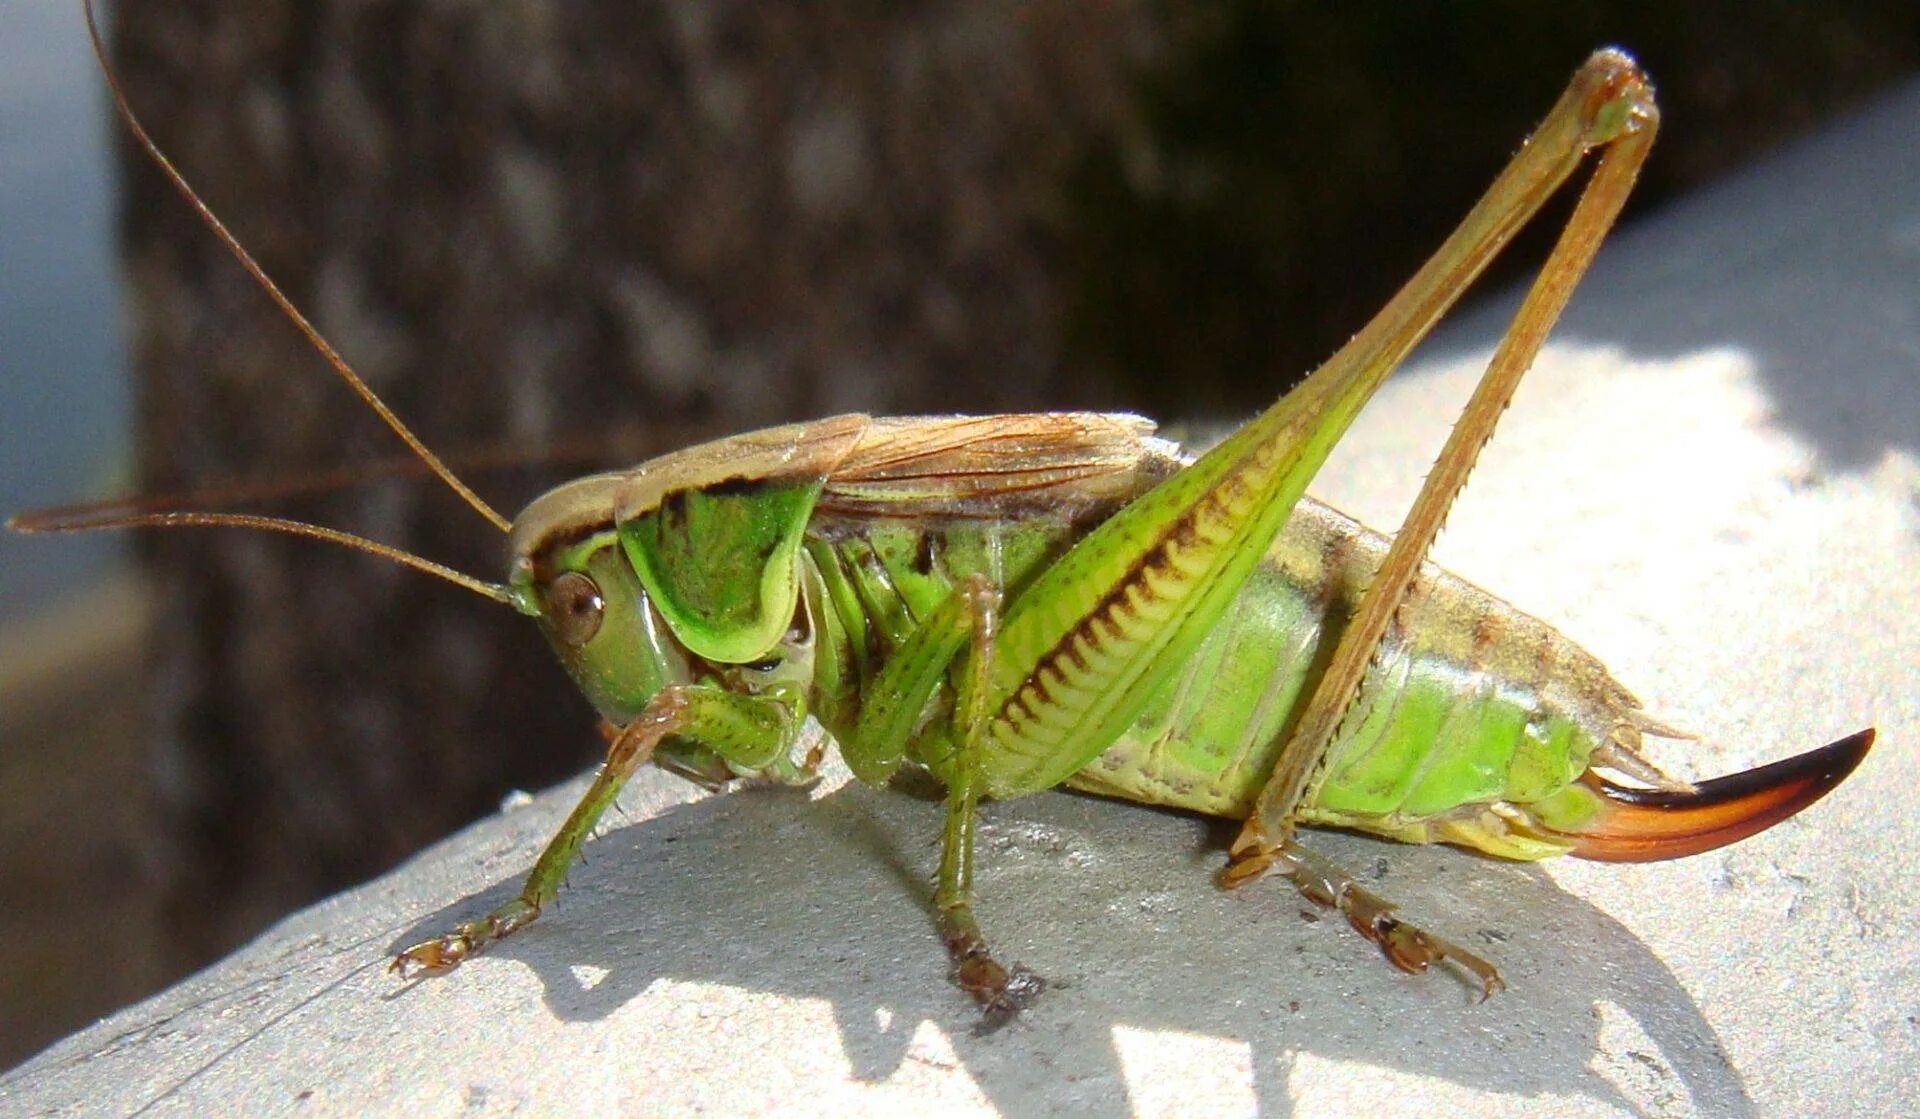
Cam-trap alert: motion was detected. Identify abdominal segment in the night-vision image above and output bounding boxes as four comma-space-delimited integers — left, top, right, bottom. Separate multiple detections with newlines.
1067, 496, 1655, 860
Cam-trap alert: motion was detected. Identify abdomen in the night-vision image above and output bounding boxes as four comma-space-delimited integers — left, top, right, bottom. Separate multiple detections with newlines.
1065, 497, 1654, 860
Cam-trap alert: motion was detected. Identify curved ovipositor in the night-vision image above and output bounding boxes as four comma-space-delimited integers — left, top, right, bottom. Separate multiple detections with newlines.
1555, 729, 1874, 862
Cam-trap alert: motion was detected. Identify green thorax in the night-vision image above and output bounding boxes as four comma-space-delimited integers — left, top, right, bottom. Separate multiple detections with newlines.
800, 514, 1118, 770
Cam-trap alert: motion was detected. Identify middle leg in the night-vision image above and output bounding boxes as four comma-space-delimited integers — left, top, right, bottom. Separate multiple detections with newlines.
934, 577, 1044, 1024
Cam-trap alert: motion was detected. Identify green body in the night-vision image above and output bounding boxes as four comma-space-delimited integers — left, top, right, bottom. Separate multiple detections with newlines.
40, 19, 1864, 1007
801, 463, 1621, 858
517, 416, 1629, 862
397, 54, 1824, 1001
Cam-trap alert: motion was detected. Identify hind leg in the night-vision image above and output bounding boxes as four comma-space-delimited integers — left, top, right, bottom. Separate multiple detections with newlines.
1223, 839, 1504, 999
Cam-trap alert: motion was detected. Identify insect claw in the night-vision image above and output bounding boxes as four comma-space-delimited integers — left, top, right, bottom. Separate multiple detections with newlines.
942, 914, 1044, 1029
1217, 848, 1278, 890
391, 898, 542, 979
1240, 841, 1508, 996
390, 935, 471, 978
1373, 918, 1431, 973
1362, 909, 1506, 999
1558, 728, 1873, 862
969, 966, 1045, 1037
1219, 825, 1291, 889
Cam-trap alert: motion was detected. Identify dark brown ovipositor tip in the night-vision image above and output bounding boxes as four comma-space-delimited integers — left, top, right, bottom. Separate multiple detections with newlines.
1562, 727, 1874, 863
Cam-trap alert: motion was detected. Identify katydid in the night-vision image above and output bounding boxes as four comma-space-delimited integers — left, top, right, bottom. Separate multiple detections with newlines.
15, 9, 1873, 1024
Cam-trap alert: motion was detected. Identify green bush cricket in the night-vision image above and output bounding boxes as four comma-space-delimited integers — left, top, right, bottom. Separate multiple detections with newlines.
16, 8, 1873, 1026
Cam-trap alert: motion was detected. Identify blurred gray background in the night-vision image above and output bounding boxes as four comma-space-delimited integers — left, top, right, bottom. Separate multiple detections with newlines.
3, 0, 1918, 1070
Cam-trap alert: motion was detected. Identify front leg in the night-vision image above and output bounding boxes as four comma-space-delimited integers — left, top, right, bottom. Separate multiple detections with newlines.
392, 684, 797, 976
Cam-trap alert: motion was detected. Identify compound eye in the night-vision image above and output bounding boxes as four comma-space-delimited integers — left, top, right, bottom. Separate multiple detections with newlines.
546, 571, 605, 647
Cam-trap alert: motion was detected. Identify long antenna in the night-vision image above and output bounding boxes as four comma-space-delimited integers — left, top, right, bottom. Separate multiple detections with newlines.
9, 506, 511, 602
7, 424, 670, 528
83, 0, 512, 534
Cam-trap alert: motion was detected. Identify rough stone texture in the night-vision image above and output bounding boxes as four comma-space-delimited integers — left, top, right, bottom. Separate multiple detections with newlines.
10, 72, 1916, 1116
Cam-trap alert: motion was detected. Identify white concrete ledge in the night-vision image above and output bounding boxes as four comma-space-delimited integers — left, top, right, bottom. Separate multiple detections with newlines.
6, 76, 1918, 1119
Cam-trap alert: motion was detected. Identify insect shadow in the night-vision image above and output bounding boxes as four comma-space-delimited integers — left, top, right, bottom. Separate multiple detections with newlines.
391, 774, 1756, 1117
